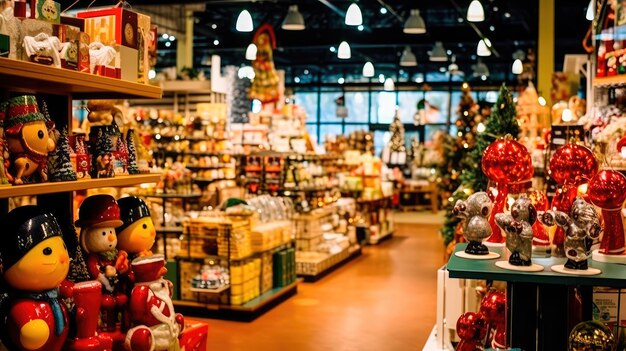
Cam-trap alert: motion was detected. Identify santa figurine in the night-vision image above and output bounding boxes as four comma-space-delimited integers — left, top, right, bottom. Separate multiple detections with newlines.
126, 255, 184, 351
0, 206, 70, 351
75, 194, 129, 333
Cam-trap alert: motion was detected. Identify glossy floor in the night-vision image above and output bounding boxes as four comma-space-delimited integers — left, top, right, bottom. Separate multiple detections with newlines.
199, 219, 445, 351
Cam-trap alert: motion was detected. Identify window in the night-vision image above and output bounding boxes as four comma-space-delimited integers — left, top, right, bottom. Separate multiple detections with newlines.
319, 124, 343, 141
306, 124, 318, 144
294, 92, 319, 123
372, 91, 396, 124
398, 91, 422, 124
424, 91, 449, 124
344, 124, 368, 135
344, 92, 369, 123
320, 92, 343, 122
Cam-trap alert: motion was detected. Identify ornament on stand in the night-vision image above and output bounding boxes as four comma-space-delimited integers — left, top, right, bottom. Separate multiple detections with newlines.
0, 206, 70, 351
495, 195, 544, 271
125, 255, 184, 351
117, 196, 157, 259
568, 320, 615, 351
456, 312, 489, 351
49, 127, 78, 182
480, 289, 507, 349
76, 195, 129, 336
481, 135, 533, 245
548, 144, 598, 257
453, 192, 500, 259
528, 189, 551, 255
4, 95, 57, 184
588, 170, 626, 264
63, 281, 114, 351
539, 197, 602, 275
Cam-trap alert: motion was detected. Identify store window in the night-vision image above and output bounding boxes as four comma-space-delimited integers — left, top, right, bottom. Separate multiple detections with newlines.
306, 124, 318, 144
294, 92, 319, 123
424, 91, 449, 124
374, 91, 396, 124
344, 92, 369, 123
320, 92, 343, 122
344, 124, 369, 135
398, 91, 422, 124
319, 124, 343, 141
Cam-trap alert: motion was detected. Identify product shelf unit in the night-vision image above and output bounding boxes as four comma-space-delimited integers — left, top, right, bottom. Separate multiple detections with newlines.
447, 243, 626, 351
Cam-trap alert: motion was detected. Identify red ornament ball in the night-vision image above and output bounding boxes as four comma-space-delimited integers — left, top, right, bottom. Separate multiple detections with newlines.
480, 290, 507, 324
482, 137, 533, 183
527, 189, 549, 211
549, 144, 597, 186
456, 312, 489, 341
587, 170, 626, 209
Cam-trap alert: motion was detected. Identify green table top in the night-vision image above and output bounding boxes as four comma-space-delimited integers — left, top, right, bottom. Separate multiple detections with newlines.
447, 244, 626, 288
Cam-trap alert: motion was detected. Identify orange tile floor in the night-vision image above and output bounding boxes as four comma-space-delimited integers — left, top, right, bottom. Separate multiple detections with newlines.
197, 222, 444, 351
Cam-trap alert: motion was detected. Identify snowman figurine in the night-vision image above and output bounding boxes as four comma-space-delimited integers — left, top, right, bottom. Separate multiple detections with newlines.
75, 194, 129, 333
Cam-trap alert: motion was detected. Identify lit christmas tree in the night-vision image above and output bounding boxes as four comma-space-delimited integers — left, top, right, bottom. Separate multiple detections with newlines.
388, 112, 406, 152
49, 128, 77, 182
90, 127, 114, 178
126, 129, 140, 174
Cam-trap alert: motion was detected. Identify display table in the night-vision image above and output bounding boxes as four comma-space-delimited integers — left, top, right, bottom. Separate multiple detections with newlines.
447, 244, 626, 351
400, 180, 438, 213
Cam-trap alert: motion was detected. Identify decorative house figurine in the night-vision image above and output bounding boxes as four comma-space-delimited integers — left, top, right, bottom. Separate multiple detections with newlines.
117, 196, 157, 259
456, 312, 489, 351
126, 255, 184, 351
75, 194, 129, 333
5, 95, 56, 184
495, 195, 544, 272
453, 192, 500, 259
0, 206, 70, 351
540, 197, 602, 275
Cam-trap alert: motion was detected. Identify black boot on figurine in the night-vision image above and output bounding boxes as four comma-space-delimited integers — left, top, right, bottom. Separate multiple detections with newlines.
508, 252, 531, 266
565, 258, 588, 270
465, 241, 489, 255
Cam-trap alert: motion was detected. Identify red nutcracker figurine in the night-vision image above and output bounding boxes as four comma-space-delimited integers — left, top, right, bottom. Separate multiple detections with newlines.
0, 206, 70, 351
62, 281, 113, 351
117, 196, 157, 259
126, 255, 184, 351
75, 194, 129, 333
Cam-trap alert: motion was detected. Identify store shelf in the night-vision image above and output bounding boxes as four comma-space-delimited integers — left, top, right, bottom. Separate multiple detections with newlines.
192, 177, 235, 183
0, 57, 162, 99
173, 280, 299, 321
369, 229, 393, 245
593, 75, 626, 88
143, 193, 202, 199
447, 243, 626, 287
156, 226, 184, 235
298, 246, 362, 282
0, 174, 160, 198
186, 165, 234, 169
189, 285, 230, 294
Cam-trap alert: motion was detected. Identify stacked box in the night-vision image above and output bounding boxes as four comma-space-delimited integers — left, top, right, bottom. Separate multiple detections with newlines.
230, 258, 261, 305
273, 250, 288, 287
250, 220, 291, 252
286, 247, 296, 284
183, 216, 252, 259
260, 252, 273, 293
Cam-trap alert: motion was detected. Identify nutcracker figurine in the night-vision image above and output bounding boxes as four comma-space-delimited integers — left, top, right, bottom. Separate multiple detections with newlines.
75, 194, 129, 332
0, 206, 70, 351
453, 192, 500, 259
117, 196, 157, 259
126, 255, 184, 351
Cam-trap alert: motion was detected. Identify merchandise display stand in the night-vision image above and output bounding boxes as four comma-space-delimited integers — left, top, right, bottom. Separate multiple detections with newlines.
298, 245, 362, 282
447, 243, 626, 350
356, 196, 394, 245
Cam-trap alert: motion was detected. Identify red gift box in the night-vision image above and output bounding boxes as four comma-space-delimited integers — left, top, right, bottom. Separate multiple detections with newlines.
179, 321, 209, 351
77, 7, 138, 49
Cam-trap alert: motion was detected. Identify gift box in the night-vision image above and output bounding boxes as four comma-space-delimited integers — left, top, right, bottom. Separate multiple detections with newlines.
35, 0, 60, 24
178, 322, 208, 351
136, 13, 150, 83
77, 7, 139, 49
116, 44, 138, 82
54, 23, 81, 70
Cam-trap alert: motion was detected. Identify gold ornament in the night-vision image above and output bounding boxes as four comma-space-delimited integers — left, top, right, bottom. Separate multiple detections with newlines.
568, 321, 615, 351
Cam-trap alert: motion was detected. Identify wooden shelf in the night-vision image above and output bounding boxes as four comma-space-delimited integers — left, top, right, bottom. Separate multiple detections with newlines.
143, 193, 201, 199
593, 75, 626, 88
0, 57, 162, 99
0, 174, 160, 198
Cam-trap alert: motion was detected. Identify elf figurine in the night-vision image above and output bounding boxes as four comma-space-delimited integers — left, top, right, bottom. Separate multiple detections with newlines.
0, 206, 70, 351
126, 255, 184, 351
117, 196, 157, 259
75, 194, 129, 333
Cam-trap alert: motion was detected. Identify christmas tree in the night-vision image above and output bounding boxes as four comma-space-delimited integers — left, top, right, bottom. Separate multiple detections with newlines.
388, 112, 406, 152
126, 129, 139, 174
461, 83, 520, 193
438, 82, 481, 246
91, 127, 114, 178
49, 128, 77, 182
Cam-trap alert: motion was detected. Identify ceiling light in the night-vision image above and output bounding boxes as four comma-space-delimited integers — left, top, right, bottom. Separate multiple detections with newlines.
477, 38, 491, 56
238, 66, 255, 80
363, 61, 375, 77
404, 9, 426, 34
439, 67, 446, 73
586, 0, 594, 21
415, 74, 424, 83
489, 25, 495, 31
294, 77, 301, 83
236, 9, 253, 32
246, 43, 257, 60
384, 77, 395, 91
512, 59, 523, 74
330, 46, 336, 52
162, 33, 169, 40
304, 69, 310, 74
504, 12, 511, 18
211, 24, 217, 29
512, 49, 525, 60
399, 46, 417, 66
378, 74, 385, 83
165, 42, 171, 47
345, 3, 362, 26
380, 7, 387, 14
282, 5, 305, 30
538, 96, 546, 106
358, 25, 364, 31
213, 39, 219, 46
338, 41, 351, 59
467, 0, 484, 22
446, 50, 452, 55
338, 77, 345, 84
429, 41, 447, 62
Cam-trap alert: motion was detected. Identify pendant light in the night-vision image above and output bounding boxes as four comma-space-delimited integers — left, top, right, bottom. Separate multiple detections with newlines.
512, 59, 523, 74
403, 9, 426, 34
363, 62, 375, 77
282, 5, 305, 30
586, 0, 594, 21
384, 77, 395, 91
245, 43, 257, 60
400, 47, 417, 67
429, 42, 447, 62
236, 9, 253, 32
345, 3, 362, 26
467, 0, 484, 22
338, 41, 351, 59
476, 38, 491, 57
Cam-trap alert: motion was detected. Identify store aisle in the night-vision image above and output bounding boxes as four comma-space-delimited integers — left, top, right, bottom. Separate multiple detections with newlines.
201, 218, 444, 351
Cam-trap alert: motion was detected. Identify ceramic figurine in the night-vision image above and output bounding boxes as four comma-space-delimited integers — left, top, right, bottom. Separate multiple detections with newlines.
0, 206, 70, 351
126, 255, 184, 351
76, 194, 129, 332
117, 196, 157, 259
494, 195, 543, 271
5, 95, 56, 184
456, 312, 488, 351
453, 192, 500, 259
539, 197, 602, 275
